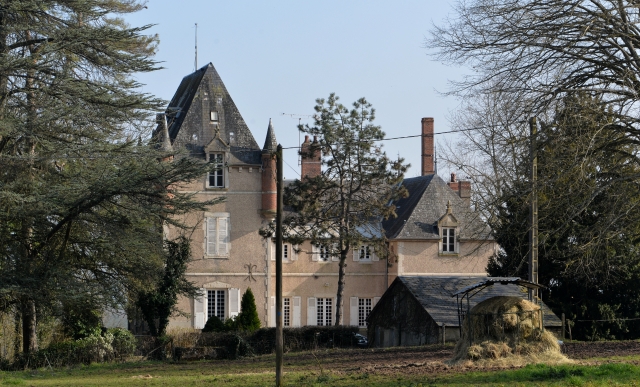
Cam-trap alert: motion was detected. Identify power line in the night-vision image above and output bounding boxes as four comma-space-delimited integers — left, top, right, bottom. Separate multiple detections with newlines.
283, 158, 300, 178
279, 122, 524, 150
0, 122, 525, 160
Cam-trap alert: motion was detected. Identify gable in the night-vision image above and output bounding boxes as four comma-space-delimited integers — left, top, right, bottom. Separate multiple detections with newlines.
382, 174, 491, 240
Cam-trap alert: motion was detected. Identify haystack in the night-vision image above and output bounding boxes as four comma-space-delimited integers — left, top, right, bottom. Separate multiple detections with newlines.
451, 296, 568, 365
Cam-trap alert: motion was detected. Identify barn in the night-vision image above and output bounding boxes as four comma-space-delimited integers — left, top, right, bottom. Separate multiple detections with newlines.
366, 276, 562, 347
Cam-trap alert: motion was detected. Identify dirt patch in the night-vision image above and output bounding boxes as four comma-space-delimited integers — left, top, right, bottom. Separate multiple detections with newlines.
563, 341, 640, 359
208, 341, 640, 378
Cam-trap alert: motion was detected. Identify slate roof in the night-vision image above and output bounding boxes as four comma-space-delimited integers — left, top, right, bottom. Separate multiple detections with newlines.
382, 174, 492, 240
262, 119, 278, 152
155, 63, 261, 165
384, 276, 561, 327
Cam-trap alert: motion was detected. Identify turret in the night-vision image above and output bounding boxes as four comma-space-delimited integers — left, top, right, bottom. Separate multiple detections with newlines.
155, 113, 173, 161
260, 119, 277, 219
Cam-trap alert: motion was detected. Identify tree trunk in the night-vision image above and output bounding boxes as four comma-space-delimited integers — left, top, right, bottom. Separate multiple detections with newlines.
13, 310, 21, 356
335, 253, 347, 326
21, 299, 37, 353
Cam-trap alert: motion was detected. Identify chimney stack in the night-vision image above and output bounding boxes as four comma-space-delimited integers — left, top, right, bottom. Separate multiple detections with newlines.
448, 172, 472, 206
421, 118, 434, 176
300, 135, 321, 178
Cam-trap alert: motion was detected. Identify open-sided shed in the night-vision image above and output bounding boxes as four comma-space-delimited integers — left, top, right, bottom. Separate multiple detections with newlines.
367, 276, 561, 347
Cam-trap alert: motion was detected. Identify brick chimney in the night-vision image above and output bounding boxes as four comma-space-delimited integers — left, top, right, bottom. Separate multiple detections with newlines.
421, 118, 434, 175
459, 181, 471, 206
300, 135, 321, 178
447, 172, 459, 191
447, 172, 471, 206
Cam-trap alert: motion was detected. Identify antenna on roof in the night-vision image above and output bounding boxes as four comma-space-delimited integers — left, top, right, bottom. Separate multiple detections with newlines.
194, 23, 198, 71
434, 142, 438, 175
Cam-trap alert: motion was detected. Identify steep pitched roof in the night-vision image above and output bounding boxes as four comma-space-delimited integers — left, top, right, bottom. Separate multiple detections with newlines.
382, 174, 491, 240
156, 63, 261, 165
384, 276, 561, 327
262, 119, 278, 152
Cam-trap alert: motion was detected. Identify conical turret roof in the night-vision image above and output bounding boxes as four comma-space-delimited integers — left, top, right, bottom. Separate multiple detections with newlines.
262, 118, 277, 152
155, 63, 262, 165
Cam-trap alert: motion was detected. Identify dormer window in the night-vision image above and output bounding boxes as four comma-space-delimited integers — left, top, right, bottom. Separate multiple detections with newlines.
208, 152, 225, 188
210, 111, 218, 122
437, 200, 459, 255
442, 228, 456, 253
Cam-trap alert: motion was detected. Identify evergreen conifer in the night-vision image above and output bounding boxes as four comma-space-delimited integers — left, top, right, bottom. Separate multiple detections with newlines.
237, 288, 261, 331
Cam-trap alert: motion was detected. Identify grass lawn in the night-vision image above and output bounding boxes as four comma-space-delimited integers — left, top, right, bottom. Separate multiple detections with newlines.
1, 354, 640, 386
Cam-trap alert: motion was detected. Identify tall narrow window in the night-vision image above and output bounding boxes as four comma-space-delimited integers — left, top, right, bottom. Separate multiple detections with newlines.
205, 214, 230, 257
283, 244, 289, 260
359, 245, 371, 261
317, 298, 333, 326
283, 297, 291, 327
207, 290, 225, 320
210, 111, 218, 121
442, 228, 456, 253
358, 298, 372, 327
319, 245, 330, 262
208, 153, 225, 188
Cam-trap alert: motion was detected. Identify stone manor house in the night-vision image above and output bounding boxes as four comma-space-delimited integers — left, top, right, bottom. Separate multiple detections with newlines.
156, 63, 497, 331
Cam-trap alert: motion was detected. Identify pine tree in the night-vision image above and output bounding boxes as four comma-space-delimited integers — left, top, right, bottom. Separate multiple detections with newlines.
137, 237, 199, 338
237, 288, 261, 332
280, 94, 409, 325
0, 0, 219, 352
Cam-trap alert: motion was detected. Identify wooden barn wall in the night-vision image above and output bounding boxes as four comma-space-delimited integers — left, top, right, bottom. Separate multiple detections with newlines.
367, 283, 442, 347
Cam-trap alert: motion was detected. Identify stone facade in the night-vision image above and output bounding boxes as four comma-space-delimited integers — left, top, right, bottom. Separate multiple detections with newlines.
160, 63, 497, 332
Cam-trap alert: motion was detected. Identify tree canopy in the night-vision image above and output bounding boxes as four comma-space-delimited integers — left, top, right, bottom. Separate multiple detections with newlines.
0, 0, 217, 352
430, 0, 640, 339
280, 94, 408, 325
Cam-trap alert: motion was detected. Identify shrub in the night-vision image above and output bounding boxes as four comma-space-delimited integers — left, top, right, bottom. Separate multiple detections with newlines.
2, 328, 139, 370
237, 288, 261, 332
202, 316, 225, 333
108, 328, 136, 359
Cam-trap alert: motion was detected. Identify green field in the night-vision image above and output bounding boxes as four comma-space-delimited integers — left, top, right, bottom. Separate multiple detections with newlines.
2, 352, 640, 387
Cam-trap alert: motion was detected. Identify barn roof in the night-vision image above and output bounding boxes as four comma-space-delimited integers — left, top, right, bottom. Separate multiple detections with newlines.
380, 276, 561, 327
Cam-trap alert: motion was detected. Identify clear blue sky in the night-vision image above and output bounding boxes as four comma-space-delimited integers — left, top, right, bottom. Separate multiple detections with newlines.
127, 1, 464, 179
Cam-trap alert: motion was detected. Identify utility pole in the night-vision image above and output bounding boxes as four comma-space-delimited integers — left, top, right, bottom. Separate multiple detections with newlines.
275, 144, 284, 386
528, 117, 539, 304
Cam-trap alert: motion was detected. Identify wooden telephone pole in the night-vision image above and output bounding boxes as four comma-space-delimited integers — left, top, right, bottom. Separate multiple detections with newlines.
275, 144, 284, 386
528, 117, 539, 304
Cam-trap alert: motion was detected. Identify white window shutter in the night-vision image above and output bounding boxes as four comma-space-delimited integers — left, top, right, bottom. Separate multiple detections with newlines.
293, 296, 301, 327
229, 288, 240, 318
353, 247, 359, 261
331, 246, 339, 261
350, 297, 359, 327
307, 297, 317, 325
206, 218, 216, 255
292, 245, 299, 261
218, 217, 229, 255
270, 296, 276, 328
372, 250, 379, 262
311, 245, 318, 261
194, 288, 206, 329
270, 241, 275, 261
